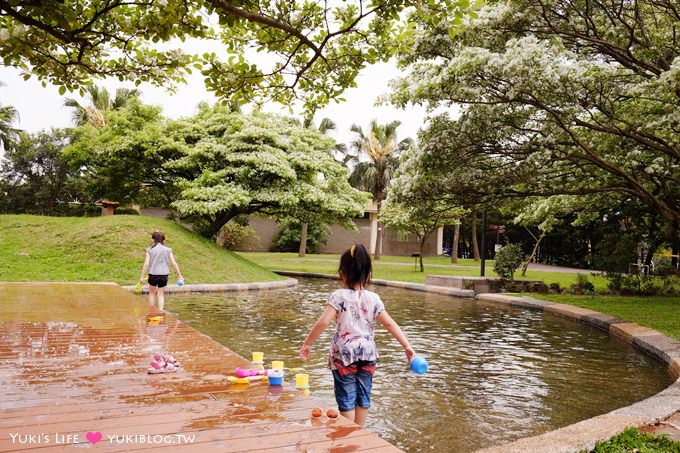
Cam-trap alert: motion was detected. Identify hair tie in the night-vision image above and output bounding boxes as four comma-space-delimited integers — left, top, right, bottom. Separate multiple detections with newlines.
350, 245, 356, 257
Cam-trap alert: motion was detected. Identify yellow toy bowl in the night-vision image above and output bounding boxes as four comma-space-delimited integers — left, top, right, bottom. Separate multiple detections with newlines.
148, 316, 163, 325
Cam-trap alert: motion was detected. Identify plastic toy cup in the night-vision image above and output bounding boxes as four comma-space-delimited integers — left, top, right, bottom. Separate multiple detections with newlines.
177, 279, 184, 287
271, 360, 284, 370
148, 316, 163, 326
410, 356, 429, 374
252, 352, 264, 364
268, 369, 284, 386
295, 373, 310, 389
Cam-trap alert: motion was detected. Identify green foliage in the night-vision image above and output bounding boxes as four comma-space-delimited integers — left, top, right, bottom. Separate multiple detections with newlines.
0, 129, 96, 216
381, 146, 467, 270
270, 220, 331, 254
0, 82, 20, 151
66, 103, 369, 237
343, 120, 413, 201
388, 0, 680, 252
0, 0, 473, 112
593, 235, 637, 274
64, 86, 141, 126
168, 105, 370, 237
602, 272, 675, 296
493, 243, 525, 281
65, 99, 178, 206
218, 221, 260, 251
114, 207, 140, 215
583, 427, 680, 453
574, 274, 595, 294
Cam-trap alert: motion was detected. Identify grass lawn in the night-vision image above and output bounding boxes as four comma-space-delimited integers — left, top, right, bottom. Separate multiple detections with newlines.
525, 293, 680, 341
0, 215, 281, 284
238, 251, 607, 290
582, 427, 680, 452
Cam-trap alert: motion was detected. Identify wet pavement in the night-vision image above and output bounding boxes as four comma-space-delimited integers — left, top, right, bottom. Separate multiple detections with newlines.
0, 282, 401, 452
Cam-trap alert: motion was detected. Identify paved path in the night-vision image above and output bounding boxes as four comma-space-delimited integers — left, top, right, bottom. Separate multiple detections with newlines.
0, 282, 401, 452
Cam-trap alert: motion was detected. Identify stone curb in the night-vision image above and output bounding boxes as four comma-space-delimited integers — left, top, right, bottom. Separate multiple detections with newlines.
121, 278, 298, 294
475, 292, 680, 453
272, 270, 475, 298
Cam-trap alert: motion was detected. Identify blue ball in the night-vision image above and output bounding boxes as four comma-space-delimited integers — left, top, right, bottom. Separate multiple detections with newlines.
177, 279, 184, 286
410, 356, 428, 374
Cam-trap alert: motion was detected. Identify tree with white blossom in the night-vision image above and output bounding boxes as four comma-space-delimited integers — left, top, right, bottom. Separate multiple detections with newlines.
388, 0, 680, 259
381, 147, 467, 271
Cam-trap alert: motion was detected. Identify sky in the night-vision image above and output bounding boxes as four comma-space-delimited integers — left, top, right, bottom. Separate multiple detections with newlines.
0, 59, 428, 149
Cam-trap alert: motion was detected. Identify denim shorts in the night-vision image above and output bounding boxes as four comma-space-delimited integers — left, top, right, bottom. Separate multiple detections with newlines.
332, 360, 376, 412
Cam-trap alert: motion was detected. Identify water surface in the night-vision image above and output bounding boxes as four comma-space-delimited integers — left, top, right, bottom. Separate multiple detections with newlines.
166, 278, 672, 452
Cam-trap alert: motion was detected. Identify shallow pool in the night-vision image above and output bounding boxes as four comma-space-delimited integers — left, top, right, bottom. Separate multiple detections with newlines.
166, 278, 673, 452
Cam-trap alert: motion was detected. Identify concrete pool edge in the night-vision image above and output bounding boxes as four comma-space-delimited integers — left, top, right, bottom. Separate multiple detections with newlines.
273, 270, 476, 298
475, 292, 680, 453
121, 277, 298, 293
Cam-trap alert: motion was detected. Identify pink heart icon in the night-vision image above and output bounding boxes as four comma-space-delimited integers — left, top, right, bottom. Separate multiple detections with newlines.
86, 432, 102, 445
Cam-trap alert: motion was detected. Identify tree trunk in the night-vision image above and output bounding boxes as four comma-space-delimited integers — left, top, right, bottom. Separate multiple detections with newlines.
374, 199, 382, 261
471, 205, 480, 261
667, 221, 680, 269
521, 232, 545, 276
205, 211, 236, 238
451, 223, 460, 264
298, 222, 308, 257
419, 237, 426, 272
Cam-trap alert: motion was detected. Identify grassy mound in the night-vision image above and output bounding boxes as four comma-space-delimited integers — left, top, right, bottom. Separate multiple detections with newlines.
0, 215, 282, 284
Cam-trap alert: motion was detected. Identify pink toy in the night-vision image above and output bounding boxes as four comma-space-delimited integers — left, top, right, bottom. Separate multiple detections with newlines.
235, 367, 269, 378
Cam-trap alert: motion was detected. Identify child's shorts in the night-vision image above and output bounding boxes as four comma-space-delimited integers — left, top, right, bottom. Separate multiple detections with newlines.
148, 274, 169, 288
331, 360, 376, 412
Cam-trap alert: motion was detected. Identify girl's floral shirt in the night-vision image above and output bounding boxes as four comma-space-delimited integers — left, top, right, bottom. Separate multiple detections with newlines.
326, 288, 385, 367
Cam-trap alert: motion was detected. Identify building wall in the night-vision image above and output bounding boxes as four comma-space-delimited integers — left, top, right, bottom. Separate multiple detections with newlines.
138, 209, 442, 256
236, 216, 280, 252
382, 228, 440, 256
318, 219, 372, 254
139, 208, 171, 219
238, 216, 441, 256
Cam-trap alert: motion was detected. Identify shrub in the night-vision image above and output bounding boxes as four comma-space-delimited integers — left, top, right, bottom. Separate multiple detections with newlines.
602, 272, 675, 296
493, 243, 525, 281
574, 274, 595, 293
217, 220, 259, 250
652, 255, 677, 276
270, 219, 331, 253
549, 283, 562, 293
592, 235, 636, 273
114, 207, 140, 215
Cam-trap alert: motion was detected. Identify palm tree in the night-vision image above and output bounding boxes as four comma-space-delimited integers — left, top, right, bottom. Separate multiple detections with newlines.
64, 86, 141, 127
346, 120, 413, 260
0, 82, 20, 151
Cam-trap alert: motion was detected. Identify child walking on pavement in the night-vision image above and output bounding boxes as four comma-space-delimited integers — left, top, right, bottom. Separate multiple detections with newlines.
139, 231, 183, 311
299, 243, 416, 427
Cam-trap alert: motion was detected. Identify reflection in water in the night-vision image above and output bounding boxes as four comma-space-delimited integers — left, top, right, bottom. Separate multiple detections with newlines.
166, 278, 673, 452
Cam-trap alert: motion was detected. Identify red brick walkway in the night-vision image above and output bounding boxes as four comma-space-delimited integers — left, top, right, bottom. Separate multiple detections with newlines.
0, 282, 401, 452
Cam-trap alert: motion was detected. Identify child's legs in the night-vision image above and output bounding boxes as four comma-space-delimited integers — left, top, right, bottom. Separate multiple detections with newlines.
332, 370, 358, 423
354, 407, 369, 427
332, 364, 374, 427
148, 285, 157, 306
156, 287, 165, 311
147, 275, 168, 310
353, 366, 374, 427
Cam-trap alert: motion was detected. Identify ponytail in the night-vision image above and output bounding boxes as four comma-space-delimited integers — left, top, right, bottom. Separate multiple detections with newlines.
338, 243, 372, 288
